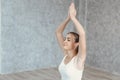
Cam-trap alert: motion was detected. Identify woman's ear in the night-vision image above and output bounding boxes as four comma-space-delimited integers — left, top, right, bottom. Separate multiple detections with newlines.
76, 42, 79, 46
75, 42, 79, 48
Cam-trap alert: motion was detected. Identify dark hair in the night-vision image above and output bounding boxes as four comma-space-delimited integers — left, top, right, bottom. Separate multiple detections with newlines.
67, 32, 79, 54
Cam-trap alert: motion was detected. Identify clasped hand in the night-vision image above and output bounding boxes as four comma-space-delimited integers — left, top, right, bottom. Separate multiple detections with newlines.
67, 2, 77, 20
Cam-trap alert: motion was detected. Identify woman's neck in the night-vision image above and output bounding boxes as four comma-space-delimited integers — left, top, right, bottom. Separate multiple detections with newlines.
67, 50, 76, 58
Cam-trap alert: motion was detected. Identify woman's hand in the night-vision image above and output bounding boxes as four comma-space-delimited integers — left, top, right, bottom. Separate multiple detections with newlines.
66, 7, 71, 21
69, 2, 77, 20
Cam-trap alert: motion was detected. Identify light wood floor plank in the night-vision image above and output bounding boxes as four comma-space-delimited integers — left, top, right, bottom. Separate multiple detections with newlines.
0, 66, 119, 80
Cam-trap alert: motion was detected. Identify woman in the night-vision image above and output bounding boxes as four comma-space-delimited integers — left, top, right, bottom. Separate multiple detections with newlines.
55, 2, 86, 80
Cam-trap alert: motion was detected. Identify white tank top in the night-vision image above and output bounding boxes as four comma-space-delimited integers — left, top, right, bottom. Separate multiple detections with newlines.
58, 55, 84, 80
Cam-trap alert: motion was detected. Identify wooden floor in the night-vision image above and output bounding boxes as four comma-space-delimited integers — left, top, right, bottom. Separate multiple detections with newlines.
0, 66, 120, 80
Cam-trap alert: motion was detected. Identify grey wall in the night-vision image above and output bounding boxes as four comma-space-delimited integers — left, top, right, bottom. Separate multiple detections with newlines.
0, 0, 2, 73
78, 0, 86, 29
1, 0, 120, 75
1, 0, 74, 74
86, 0, 120, 75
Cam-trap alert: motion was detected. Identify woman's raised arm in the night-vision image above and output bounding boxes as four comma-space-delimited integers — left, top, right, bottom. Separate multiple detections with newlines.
55, 12, 70, 55
69, 2, 86, 70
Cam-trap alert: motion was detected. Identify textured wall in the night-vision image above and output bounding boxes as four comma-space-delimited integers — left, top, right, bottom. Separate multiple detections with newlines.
1, 0, 74, 74
0, 0, 2, 73
1, 0, 120, 75
86, 0, 120, 75
78, 0, 86, 30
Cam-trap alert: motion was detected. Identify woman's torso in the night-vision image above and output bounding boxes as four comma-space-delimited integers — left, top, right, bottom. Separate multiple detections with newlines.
58, 55, 84, 80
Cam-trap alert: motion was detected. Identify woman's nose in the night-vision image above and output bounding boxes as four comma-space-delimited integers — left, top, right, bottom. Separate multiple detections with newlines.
64, 41, 67, 46
64, 39, 67, 42
64, 40, 66, 43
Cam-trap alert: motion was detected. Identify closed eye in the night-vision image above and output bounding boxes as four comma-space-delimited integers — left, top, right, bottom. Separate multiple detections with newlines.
67, 39, 70, 41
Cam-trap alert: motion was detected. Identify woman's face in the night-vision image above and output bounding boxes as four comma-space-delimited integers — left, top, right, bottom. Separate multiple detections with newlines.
63, 34, 76, 50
